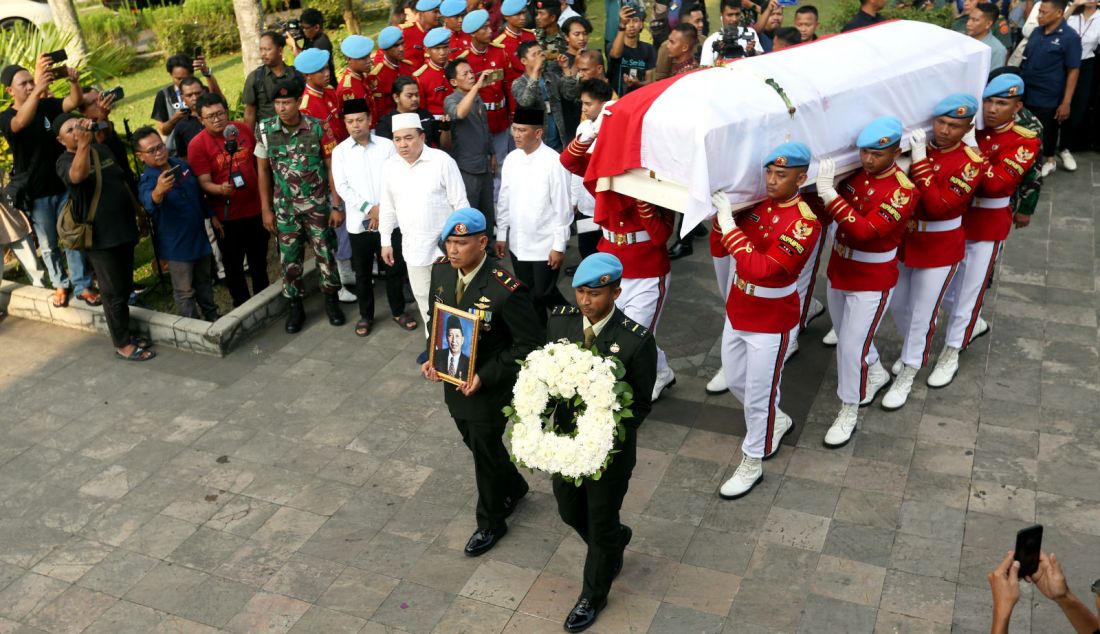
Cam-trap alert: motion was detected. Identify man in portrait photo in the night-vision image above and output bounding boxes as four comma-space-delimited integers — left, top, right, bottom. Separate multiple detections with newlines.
436, 314, 471, 380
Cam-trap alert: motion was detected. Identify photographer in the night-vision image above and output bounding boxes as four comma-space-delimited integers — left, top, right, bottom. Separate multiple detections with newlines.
445, 59, 496, 235
700, 0, 761, 66
164, 77, 207, 160
1, 58, 97, 309
188, 93, 271, 307
535, 1, 568, 72
511, 41, 580, 151
287, 9, 337, 88
151, 54, 222, 157
134, 126, 219, 321
609, 3, 657, 95
243, 32, 305, 130
375, 76, 447, 148
988, 550, 1100, 634
53, 113, 151, 361
78, 87, 137, 196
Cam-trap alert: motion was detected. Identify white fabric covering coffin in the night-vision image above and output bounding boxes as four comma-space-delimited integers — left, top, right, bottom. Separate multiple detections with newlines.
605, 21, 991, 235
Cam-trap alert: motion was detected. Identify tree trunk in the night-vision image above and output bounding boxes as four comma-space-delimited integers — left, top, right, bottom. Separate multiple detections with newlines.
46, 0, 88, 65
232, 0, 265, 76
343, 0, 361, 34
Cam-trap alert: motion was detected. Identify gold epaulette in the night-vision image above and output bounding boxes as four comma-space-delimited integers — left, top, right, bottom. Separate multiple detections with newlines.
433, 255, 449, 265
894, 170, 914, 189
492, 268, 521, 292
489, 41, 505, 49
798, 201, 817, 221
401, 59, 415, 66
1012, 124, 1038, 139
964, 145, 984, 163
453, 50, 470, 60
492, 33, 508, 45
413, 64, 428, 77
369, 64, 383, 76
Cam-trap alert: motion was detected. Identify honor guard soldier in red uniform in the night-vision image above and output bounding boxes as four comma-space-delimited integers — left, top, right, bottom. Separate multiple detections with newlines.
882, 93, 984, 410
815, 116, 917, 448
403, 0, 442, 69
454, 9, 511, 182
560, 108, 678, 403
414, 27, 454, 116
928, 74, 1039, 388
496, 0, 537, 100
337, 35, 374, 106
370, 27, 416, 121
712, 142, 821, 500
297, 48, 347, 147
441, 0, 473, 53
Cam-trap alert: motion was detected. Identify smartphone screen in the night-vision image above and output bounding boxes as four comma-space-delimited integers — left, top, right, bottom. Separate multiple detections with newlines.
46, 49, 68, 64
167, 165, 182, 181
1014, 524, 1042, 578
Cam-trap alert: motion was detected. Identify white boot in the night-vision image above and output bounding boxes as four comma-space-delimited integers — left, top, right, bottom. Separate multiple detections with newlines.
890, 358, 903, 375
805, 297, 826, 326
969, 317, 990, 343
719, 455, 763, 500
822, 328, 838, 347
881, 365, 917, 411
705, 368, 727, 395
859, 360, 891, 406
652, 367, 676, 402
824, 403, 858, 448
783, 338, 800, 364
1060, 149, 1077, 172
765, 411, 793, 460
927, 346, 960, 388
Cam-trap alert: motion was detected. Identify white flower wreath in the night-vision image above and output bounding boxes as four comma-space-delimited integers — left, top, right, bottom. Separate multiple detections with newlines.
505, 340, 635, 485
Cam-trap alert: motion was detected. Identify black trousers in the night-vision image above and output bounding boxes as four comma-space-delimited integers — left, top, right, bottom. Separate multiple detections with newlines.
578, 230, 600, 259
86, 242, 135, 348
218, 215, 270, 307
348, 229, 407, 322
454, 416, 528, 531
511, 258, 567, 324
1029, 105, 1061, 158
553, 429, 637, 605
1064, 58, 1095, 152
460, 169, 495, 236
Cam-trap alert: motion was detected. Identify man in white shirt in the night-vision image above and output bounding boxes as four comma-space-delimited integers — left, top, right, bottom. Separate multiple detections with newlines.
332, 99, 420, 338
699, 0, 762, 66
381, 112, 470, 341
558, 0, 581, 26
494, 108, 573, 322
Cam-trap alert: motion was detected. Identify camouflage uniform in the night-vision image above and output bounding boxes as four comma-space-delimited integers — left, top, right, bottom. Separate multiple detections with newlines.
536, 28, 568, 74
1011, 107, 1044, 218
255, 114, 341, 299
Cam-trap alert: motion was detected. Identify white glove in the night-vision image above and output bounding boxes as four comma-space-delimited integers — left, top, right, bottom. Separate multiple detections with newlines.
575, 119, 596, 144
591, 99, 616, 137
962, 127, 977, 148
712, 191, 734, 235
909, 128, 927, 163
815, 158, 838, 205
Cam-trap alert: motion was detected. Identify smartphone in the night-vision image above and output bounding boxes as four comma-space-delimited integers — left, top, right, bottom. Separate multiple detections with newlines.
1014, 524, 1043, 578
193, 45, 204, 58
45, 49, 68, 64
166, 164, 183, 181
487, 68, 504, 83
103, 86, 124, 102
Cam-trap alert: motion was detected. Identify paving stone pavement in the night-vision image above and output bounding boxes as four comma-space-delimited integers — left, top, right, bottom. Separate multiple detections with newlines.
1, 154, 1098, 634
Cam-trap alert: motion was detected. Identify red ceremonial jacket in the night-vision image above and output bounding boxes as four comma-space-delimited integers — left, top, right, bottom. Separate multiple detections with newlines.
825, 164, 917, 292
300, 84, 347, 150
369, 57, 416, 121
453, 42, 510, 134
561, 136, 673, 279
966, 122, 1040, 242
401, 21, 429, 69
494, 26, 536, 114
710, 189, 830, 258
413, 60, 453, 116
904, 143, 985, 268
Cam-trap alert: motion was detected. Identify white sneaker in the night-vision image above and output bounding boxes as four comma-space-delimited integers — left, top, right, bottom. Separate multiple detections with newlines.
784, 338, 800, 364
1059, 149, 1077, 172
823, 403, 859, 449
764, 410, 793, 460
337, 287, 358, 303
652, 367, 676, 402
927, 346, 960, 388
881, 365, 917, 411
890, 358, 903, 376
705, 368, 727, 395
969, 317, 990, 343
719, 455, 763, 499
1040, 160, 1056, 178
822, 328, 838, 347
805, 298, 826, 326
859, 360, 891, 407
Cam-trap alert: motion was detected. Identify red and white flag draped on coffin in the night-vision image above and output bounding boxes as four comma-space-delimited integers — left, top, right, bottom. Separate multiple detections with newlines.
582, 20, 992, 237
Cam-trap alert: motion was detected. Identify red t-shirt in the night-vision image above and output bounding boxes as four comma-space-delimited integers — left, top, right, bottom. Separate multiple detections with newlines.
187, 122, 262, 221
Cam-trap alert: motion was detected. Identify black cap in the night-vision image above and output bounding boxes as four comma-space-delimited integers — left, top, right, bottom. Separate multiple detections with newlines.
1, 64, 26, 87
513, 108, 544, 126
342, 98, 370, 115
272, 76, 305, 100
51, 112, 78, 137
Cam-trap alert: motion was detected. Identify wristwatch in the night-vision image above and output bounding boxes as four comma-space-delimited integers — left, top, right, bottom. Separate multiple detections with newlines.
1091, 578, 1100, 596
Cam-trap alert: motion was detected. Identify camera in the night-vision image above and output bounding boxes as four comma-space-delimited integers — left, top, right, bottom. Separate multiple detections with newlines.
276, 18, 304, 42
437, 118, 451, 132
174, 102, 191, 115
81, 121, 109, 132
103, 86, 124, 102
713, 26, 756, 61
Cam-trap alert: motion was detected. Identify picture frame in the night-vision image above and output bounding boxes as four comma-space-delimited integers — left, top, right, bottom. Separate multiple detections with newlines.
429, 304, 482, 387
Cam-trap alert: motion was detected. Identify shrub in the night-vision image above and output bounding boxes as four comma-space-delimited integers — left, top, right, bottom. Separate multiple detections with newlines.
80, 7, 147, 42
147, 0, 241, 59
822, 0, 955, 34
302, 0, 387, 30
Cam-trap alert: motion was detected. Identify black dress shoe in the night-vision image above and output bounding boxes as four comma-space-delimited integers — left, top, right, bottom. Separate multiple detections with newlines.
285, 299, 305, 334
564, 597, 606, 632
564, 265, 578, 276
668, 241, 693, 260
611, 525, 632, 579
324, 294, 346, 326
503, 482, 529, 518
464, 526, 507, 557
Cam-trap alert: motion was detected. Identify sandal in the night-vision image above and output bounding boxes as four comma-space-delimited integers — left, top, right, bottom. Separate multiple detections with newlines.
115, 346, 156, 362
355, 320, 372, 337
77, 290, 102, 307
392, 313, 418, 331
130, 336, 152, 349
51, 288, 70, 308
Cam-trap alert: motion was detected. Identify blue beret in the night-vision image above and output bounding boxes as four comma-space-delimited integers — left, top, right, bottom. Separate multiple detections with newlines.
378, 26, 403, 50
462, 9, 489, 33
501, 0, 526, 16
340, 35, 374, 59
424, 27, 451, 48
983, 73, 1025, 99
764, 141, 811, 168
572, 253, 623, 289
856, 115, 903, 150
932, 93, 978, 119
440, 0, 466, 17
440, 208, 487, 241
415, 0, 441, 10
295, 48, 329, 74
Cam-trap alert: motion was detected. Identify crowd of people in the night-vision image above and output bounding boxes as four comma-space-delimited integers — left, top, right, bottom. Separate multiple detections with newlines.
2, 0, 1100, 630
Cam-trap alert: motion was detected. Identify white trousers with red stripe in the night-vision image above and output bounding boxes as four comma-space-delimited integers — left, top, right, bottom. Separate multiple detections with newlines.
826, 283, 893, 406
889, 262, 958, 368
791, 237, 825, 342
618, 274, 671, 373
943, 240, 1002, 350
721, 321, 789, 459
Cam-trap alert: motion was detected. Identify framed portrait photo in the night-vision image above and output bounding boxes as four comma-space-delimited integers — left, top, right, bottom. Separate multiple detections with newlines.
430, 304, 481, 386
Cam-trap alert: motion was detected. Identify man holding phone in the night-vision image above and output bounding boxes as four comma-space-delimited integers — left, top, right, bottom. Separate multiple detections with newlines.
608, 3, 656, 95
445, 59, 497, 235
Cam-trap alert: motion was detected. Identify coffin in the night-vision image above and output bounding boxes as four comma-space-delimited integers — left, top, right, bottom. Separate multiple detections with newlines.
587, 20, 992, 236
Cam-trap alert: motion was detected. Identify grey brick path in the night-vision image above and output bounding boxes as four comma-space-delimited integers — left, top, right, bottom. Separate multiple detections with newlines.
0, 154, 1097, 633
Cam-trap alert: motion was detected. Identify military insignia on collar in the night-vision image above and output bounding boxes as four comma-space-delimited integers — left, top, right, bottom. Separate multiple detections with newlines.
454, 223, 468, 235
610, 343, 620, 353
773, 156, 788, 167
598, 274, 611, 285
955, 106, 968, 117
878, 136, 890, 146
1007, 86, 1019, 97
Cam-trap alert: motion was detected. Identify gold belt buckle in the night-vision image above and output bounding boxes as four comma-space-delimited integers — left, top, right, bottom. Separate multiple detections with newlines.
834, 243, 850, 258
615, 233, 627, 246
735, 277, 753, 296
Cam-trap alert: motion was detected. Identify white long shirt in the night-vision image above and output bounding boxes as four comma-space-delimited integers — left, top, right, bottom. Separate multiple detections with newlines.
496, 142, 572, 261
332, 133, 396, 235
380, 146, 470, 267
1068, 11, 1100, 61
